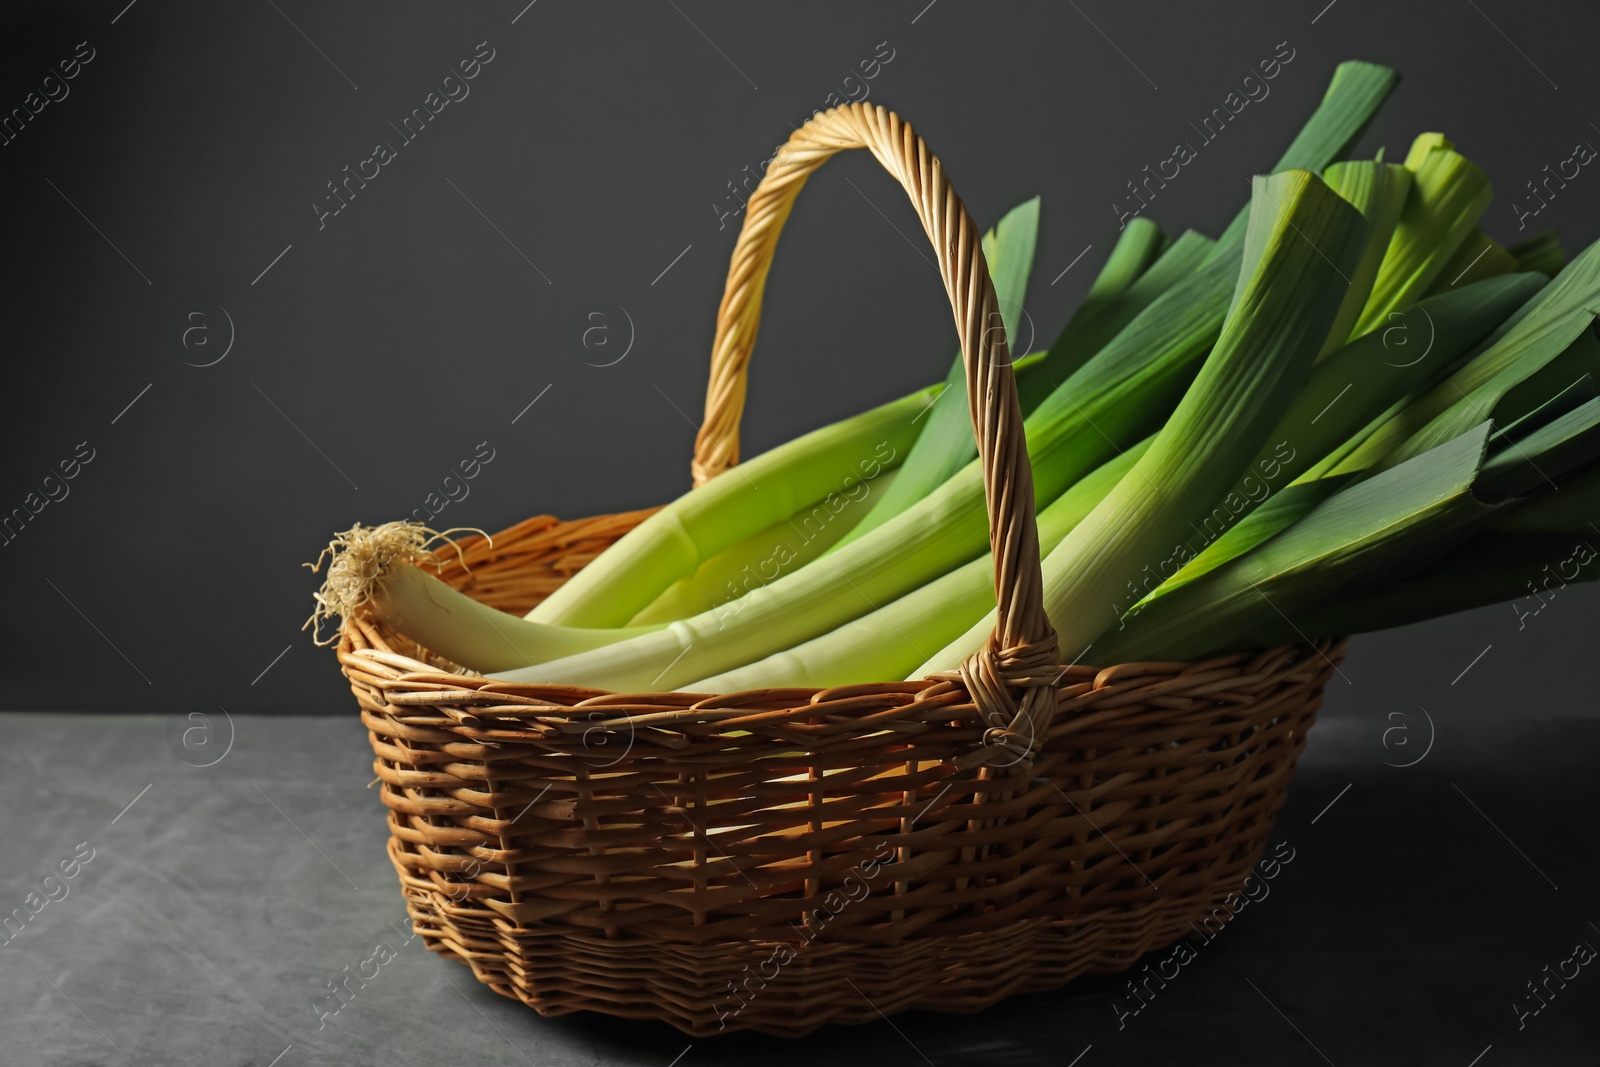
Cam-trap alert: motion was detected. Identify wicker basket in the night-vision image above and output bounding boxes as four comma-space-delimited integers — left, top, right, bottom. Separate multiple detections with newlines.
335, 103, 1344, 1038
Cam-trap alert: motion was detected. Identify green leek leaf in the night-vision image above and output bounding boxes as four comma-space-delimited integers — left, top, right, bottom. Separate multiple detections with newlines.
1352, 136, 1494, 335
1478, 395, 1600, 502
1336, 238, 1600, 476
1093, 424, 1495, 662
1321, 159, 1412, 351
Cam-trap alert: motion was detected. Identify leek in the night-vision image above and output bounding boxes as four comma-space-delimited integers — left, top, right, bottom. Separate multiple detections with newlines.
1351, 135, 1493, 336
1092, 424, 1496, 663
306, 523, 663, 675
919, 169, 1368, 673
695, 272, 1536, 690
525, 384, 935, 627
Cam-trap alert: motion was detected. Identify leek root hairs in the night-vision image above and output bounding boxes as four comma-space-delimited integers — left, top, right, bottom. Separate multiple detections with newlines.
305, 522, 484, 646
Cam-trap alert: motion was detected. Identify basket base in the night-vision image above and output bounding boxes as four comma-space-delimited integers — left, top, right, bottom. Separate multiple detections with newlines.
389, 836, 1266, 1039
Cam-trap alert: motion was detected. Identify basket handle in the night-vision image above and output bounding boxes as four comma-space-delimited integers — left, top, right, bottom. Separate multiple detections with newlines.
692, 103, 1059, 770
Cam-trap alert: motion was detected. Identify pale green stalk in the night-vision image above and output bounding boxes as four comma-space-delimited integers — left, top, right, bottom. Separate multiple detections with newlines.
525, 384, 934, 627
629, 467, 897, 625
375, 560, 664, 674
306, 522, 670, 673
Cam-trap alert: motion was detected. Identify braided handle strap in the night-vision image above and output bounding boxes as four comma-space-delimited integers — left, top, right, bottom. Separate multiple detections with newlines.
694, 103, 1059, 771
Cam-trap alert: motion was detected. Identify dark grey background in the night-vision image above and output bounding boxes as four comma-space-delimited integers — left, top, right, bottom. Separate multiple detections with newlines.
3, 3, 1599, 1065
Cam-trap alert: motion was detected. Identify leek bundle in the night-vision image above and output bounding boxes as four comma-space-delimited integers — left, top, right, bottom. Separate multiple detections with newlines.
311, 58, 1600, 698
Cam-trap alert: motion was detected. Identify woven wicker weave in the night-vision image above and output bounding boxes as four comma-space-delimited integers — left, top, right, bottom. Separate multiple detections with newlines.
335, 103, 1343, 1038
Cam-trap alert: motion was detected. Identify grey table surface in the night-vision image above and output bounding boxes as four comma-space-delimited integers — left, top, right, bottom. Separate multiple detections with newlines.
5, 597, 1599, 1067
